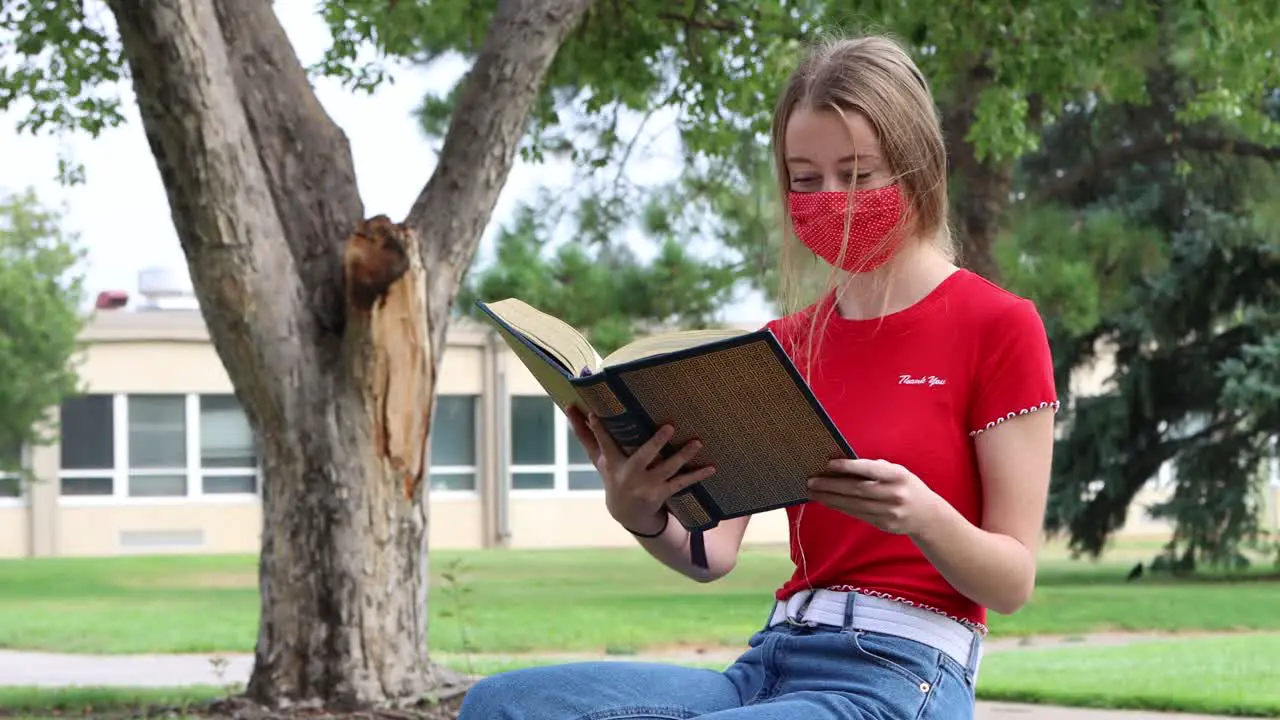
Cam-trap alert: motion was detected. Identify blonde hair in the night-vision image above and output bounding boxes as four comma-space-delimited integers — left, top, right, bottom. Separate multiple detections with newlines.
770, 34, 954, 374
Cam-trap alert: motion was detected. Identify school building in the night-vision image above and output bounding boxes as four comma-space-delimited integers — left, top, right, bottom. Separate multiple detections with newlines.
1, 273, 1276, 559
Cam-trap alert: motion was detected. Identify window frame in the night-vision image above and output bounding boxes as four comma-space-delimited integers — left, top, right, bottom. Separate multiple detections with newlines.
197, 394, 260, 497
0, 443, 26, 506
59, 393, 260, 506
428, 394, 481, 499
508, 394, 603, 498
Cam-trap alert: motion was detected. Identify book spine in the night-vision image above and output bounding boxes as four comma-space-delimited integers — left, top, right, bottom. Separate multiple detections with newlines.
590, 374, 722, 532
666, 486, 720, 532
571, 376, 648, 449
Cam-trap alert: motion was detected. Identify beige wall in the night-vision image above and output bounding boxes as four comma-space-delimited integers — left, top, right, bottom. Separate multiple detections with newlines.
3, 309, 1273, 561
82, 341, 234, 394
0, 506, 28, 557
59, 504, 262, 556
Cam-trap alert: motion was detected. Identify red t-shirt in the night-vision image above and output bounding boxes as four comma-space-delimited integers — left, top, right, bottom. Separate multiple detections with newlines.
765, 269, 1058, 632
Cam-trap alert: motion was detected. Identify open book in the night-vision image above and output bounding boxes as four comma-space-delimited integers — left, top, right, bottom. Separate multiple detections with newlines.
474, 298, 857, 532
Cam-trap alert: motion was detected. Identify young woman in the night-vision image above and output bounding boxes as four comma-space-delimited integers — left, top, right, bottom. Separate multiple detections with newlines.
458, 33, 1057, 720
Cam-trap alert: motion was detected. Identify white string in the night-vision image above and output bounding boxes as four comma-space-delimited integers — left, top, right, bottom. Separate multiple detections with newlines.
794, 503, 814, 590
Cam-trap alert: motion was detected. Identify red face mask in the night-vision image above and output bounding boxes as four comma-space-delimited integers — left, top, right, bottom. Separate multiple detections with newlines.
787, 184, 906, 273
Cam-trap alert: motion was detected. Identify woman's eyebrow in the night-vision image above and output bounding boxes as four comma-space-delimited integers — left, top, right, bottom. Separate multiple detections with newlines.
785, 153, 881, 164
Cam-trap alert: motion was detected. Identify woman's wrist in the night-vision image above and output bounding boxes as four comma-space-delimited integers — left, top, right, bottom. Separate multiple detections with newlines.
619, 510, 669, 538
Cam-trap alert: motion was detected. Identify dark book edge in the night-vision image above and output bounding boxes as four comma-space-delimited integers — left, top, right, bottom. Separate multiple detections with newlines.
473, 300, 577, 379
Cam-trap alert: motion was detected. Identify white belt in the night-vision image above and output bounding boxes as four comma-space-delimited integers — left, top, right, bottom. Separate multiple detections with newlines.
767, 589, 982, 676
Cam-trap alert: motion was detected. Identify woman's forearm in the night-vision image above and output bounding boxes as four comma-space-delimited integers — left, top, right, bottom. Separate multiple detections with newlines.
909, 499, 1037, 615
626, 511, 748, 582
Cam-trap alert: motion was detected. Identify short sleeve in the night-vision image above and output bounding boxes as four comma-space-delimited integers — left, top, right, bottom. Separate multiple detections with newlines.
968, 298, 1059, 438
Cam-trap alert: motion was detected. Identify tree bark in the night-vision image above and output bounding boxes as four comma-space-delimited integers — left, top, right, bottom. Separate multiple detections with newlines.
106, 0, 592, 709
943, 65, 1012, 283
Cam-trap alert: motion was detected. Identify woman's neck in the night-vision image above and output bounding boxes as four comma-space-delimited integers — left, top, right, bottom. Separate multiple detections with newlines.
832, 242, 957, 321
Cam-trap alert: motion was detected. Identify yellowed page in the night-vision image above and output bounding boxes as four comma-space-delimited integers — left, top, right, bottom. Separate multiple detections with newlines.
488, 321, 584, 411
602, 327, 748, 368
483, 298, 602, 374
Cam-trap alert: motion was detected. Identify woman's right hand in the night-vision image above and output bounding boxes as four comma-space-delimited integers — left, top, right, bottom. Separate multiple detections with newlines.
566, 405, 716, 534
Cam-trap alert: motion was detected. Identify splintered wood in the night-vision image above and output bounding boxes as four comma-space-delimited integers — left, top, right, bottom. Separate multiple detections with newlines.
343, 216, 433, 501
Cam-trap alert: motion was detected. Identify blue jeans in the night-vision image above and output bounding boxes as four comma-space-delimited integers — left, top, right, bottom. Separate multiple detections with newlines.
457, 622, 977, 719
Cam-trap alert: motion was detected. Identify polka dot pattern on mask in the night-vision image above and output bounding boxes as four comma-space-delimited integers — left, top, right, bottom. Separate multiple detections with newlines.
787, 184, 906, 273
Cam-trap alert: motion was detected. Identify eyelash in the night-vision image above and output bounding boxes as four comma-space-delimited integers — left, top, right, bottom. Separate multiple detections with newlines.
791, 172, 873, 188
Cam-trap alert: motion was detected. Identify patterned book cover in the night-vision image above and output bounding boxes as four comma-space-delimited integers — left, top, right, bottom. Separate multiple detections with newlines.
475, 301, 857, 531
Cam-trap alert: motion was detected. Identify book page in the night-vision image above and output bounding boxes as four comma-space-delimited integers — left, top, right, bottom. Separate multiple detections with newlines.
602, 327, 748, 368
481, 298, 602, 375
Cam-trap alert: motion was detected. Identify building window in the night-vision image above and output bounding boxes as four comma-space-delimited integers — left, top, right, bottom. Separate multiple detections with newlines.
200, 394, 259, 494
128, 394, 188, 497
59, 394, 116, 496
0, 440, 21, 498
565, 422, 602, 490
429, 395, 478, 492
510, 396, 555, 490
58, 392, 260, 500
509, 395, 602, 493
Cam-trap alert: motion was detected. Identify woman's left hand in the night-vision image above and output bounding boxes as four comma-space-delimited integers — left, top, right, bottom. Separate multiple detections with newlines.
807, 458, 943, 535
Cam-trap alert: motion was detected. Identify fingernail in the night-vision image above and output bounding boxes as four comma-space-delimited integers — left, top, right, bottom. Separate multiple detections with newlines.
690, 440, 703, 451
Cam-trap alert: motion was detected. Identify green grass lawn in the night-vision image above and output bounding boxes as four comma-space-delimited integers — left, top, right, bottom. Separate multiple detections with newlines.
3, 634, 1279, 717
0, 540, 1276, 655
0, 686, 223, 719
977, 633, 1280, 717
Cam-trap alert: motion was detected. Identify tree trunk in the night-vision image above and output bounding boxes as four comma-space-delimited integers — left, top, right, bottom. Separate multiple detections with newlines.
107, 0, 592, 709
943, 66, 1013, 283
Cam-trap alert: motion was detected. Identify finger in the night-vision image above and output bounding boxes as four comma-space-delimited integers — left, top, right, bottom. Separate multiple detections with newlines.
651, 437, 705, 480
810, 491, 891, 521
660, 464, 717, 499
827, 458, 902, 482
587, 413, 628, 468
806, 474, 880, 498
625, 423, 676, 473
566, 407, 601, 459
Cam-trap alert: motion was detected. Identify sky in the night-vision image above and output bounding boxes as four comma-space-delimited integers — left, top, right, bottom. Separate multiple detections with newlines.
0, 1, 771, 323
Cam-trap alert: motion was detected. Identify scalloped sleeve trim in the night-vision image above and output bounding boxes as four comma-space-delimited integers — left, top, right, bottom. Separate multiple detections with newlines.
969, 400, 1060, 438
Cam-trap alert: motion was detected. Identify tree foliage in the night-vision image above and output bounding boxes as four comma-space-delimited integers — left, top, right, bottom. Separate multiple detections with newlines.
999, 57, 1280, 570
0, 188, 87, 489
6, 0, 1280, 585
430, 1, 1280, 567
326, 0, 1280, 281
458, 196, 739, 356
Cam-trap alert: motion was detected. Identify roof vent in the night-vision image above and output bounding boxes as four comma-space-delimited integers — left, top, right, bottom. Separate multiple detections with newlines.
136, 266, 197, 310
94, 290, 129, 310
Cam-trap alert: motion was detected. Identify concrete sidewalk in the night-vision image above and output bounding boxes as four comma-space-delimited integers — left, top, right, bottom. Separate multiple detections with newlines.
0, 649, 1266, 719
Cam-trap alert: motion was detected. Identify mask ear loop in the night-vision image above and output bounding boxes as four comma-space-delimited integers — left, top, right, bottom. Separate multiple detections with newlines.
794, 504, 814, 590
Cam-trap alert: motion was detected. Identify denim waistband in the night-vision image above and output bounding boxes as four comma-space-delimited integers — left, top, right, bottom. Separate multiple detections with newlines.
764, 588, 983, 682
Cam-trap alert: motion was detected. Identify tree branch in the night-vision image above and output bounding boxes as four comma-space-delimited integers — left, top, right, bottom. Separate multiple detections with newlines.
212, 0, 365, 333
656, 11, 739, 32
1033, 132, 1280, 203
106, 0, 310, 422
404, 0, 594, 351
